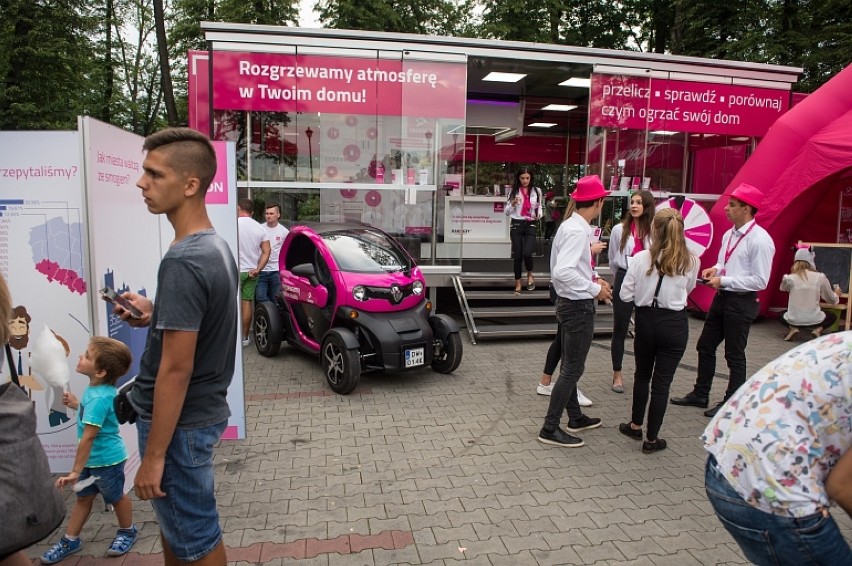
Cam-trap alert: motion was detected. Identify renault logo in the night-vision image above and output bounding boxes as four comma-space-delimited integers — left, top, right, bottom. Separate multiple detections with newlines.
390, 284, 403, 303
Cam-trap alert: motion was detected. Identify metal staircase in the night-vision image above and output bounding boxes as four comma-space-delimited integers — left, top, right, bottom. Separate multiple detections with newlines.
451, 273, 615, 344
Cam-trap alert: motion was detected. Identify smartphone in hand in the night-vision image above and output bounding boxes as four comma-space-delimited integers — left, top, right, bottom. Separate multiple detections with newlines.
100, 286, 143, 319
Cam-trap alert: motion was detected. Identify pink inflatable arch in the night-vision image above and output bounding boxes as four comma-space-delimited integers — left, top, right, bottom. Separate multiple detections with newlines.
691, 64, 852, 315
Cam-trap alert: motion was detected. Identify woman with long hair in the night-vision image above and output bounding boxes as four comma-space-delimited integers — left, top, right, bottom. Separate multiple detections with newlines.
618, 208, 699, 453
607, 190, 654, 393
779, 246, 840, 341
505, 166, 543, 295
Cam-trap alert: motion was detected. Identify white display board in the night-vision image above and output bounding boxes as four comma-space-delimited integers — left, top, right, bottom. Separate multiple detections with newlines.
443, 196, 511, 243
0, 131, 90, 471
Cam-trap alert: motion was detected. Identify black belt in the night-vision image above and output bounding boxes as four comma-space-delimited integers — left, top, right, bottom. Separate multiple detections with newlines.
718, 290, 756, 297
511, 218, 534, 224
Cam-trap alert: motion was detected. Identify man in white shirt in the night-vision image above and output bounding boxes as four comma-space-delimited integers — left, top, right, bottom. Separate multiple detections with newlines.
256, 203, 289, 303
538, 175, 613, 448
671, 183, 776, 417
237, 198, 270, 347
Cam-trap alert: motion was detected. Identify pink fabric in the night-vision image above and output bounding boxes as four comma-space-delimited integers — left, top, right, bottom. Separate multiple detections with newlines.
691, 63, 852, 314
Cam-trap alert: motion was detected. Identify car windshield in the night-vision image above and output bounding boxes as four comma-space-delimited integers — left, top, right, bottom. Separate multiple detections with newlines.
321, 230, 411, 273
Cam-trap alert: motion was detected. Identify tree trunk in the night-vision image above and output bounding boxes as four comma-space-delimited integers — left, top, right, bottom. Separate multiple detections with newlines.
153, 0, 178, 125
102, 0, 114, 123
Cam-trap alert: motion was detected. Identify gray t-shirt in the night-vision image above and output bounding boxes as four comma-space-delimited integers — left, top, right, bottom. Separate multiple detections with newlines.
129, 229, 238, 427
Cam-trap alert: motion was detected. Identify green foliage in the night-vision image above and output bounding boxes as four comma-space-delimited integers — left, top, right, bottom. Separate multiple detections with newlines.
315, 0, 463, 35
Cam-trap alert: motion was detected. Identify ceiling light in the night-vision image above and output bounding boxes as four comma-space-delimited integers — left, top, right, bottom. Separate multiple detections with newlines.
527, 122, 557, 128
542, 104, 578, 111
731, 136, 751, 141
483, 72, 527, 83
650, 130, 678, 136
558, 78, 591, 88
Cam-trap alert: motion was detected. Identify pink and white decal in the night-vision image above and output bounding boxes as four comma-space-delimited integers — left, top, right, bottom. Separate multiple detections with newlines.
590, 75, 789, 137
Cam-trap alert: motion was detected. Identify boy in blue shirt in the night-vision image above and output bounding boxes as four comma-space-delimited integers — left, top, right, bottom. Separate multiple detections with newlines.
41, 337, 137, 563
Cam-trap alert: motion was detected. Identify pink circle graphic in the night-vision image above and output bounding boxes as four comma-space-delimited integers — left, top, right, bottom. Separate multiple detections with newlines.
340, 188, 357, 199
346, 116, 358, 127
326, 165, 338, 178
343, 144, 361, 162
364, 190, 382, 208
366, 127, 378, 140
327, 127, 339, 140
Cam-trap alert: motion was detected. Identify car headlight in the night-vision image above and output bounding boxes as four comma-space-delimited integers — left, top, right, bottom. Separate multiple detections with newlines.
412, 280, 424, 295
353, 285, 367, 301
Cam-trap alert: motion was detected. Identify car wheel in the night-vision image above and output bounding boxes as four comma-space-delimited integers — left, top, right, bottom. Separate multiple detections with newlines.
431, 331, 463, 374
321, 329, 361, 394
254, 302, 282, 357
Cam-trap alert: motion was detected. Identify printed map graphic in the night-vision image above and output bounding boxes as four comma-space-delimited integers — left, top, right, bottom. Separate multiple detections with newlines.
30, 215, 87, 294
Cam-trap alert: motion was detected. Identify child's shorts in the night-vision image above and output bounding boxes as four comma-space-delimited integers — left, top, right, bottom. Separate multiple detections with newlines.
77, 461, 127, 504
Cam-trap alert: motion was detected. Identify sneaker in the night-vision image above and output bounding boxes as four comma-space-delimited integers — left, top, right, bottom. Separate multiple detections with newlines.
536, 383, 554, 396
704, 401, 725, 418
670, 392, 709, 408
642, 438, 667, 454
577, 389, 593, 407
41, 537, 82, 564
242, 337, 251, 347
537, 427, 584, 448
107, 525, 139, 557
565, 415, 602, 433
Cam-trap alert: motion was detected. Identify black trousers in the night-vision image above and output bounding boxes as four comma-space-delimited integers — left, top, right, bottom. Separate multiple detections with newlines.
610, 267, 634, 372
779, 311, 837, 330
631, 307, 688, 441
510, 220, 536, 280
694, 291, 759, 400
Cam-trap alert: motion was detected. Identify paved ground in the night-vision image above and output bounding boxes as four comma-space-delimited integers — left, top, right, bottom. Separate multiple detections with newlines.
29, 314, 852, 565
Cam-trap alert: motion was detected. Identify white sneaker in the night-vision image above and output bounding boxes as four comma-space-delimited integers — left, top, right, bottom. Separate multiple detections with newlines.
537, 383, 554, 396
577, 389, 593, 407
242, 338, 251, 347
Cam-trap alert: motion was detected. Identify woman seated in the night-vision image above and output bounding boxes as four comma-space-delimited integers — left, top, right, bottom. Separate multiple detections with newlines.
779, 246, 841, 340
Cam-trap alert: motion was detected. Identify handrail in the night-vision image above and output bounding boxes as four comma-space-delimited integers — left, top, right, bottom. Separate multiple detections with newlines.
451, 275, 478, 344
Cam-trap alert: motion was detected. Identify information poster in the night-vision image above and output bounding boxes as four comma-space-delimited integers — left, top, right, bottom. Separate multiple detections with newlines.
0, 131, 90, 472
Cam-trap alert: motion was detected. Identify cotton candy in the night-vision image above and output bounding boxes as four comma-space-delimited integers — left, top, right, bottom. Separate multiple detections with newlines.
29, 324, 70, 389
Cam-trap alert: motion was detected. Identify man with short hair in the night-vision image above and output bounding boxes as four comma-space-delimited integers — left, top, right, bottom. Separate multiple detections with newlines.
538, 175, 613, 448
237, 198, 270, 346
122, 127, 238, 565
671, 182, 776, 417
255, 203, 289, 303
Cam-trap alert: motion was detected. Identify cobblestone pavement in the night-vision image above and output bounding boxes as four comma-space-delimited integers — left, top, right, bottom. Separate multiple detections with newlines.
30, 316, 852, 565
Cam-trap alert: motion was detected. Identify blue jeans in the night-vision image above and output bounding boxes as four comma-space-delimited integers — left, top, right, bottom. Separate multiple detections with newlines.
137, 417, 227, 562
705, 454, 852, 565
543, 298, 595, 429
255, 270, 281, 303
77, 461, 126, 504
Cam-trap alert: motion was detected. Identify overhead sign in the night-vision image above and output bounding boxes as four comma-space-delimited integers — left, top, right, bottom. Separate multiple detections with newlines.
211, 51, 467, 119
589, 74, 789, 137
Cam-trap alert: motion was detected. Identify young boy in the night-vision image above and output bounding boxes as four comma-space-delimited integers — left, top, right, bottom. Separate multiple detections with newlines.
40, 337, 137, 564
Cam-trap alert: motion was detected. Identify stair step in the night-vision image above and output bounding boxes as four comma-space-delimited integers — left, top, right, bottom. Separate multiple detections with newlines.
464, 289, 552, 300
472, 322, 613, 337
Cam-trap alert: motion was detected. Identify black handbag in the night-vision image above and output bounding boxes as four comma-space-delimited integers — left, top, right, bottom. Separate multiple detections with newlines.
1, 343, 66, 555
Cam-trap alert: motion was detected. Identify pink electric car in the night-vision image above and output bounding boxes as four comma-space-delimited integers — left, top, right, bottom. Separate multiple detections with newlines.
253, 223, 463, 394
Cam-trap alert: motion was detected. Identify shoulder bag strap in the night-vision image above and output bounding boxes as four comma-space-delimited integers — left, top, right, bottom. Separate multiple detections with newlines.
5, 343, 20, 388
651, 263, 664, 308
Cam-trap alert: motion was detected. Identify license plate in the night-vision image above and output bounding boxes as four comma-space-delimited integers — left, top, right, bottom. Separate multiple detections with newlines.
404, 347, 424, 368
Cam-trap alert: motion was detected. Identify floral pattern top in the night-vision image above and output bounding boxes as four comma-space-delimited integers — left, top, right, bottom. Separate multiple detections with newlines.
703, 332, 852, 517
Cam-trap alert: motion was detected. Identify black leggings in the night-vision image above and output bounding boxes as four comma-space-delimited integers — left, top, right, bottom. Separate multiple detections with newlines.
631, 307, 688, 441
510, 220, 536, 280
779, 311, 837, 330
543, 323, 561, 375
611, 267, 634, 371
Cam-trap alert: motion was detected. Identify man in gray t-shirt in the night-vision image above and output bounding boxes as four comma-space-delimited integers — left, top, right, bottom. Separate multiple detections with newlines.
120, 128, 237, 565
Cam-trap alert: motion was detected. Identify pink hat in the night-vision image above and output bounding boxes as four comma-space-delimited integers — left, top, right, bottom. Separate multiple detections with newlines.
572, 175, 609, 202
730, 183, 764, 209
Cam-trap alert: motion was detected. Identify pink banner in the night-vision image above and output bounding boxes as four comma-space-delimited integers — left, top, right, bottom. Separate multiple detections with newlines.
205, 141, 230, 205
210, 51, 466, 119
589, 75, 790, 137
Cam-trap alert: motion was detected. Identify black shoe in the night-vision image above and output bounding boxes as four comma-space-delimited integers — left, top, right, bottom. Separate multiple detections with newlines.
704, 402, 725, 418
565, 415, 602, 433
642, 438, 667, 454
538, 427, 585, 448
670, 392, 709, 408
619, 422, 643, 439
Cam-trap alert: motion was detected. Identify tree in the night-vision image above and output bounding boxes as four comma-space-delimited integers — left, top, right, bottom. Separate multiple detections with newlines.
0, 0, 97, 129
153, 0, 178, 124
316, 0, 464, 35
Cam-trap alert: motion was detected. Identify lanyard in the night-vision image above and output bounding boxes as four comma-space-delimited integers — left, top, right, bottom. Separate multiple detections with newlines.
723, 223, 755, 268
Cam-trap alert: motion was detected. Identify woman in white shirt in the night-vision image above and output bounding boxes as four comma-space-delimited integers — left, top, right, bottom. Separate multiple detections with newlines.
607, 190, 654, 393
618, 208, 700, 453
779, 246, 840, 341
505, 166, 543, 294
